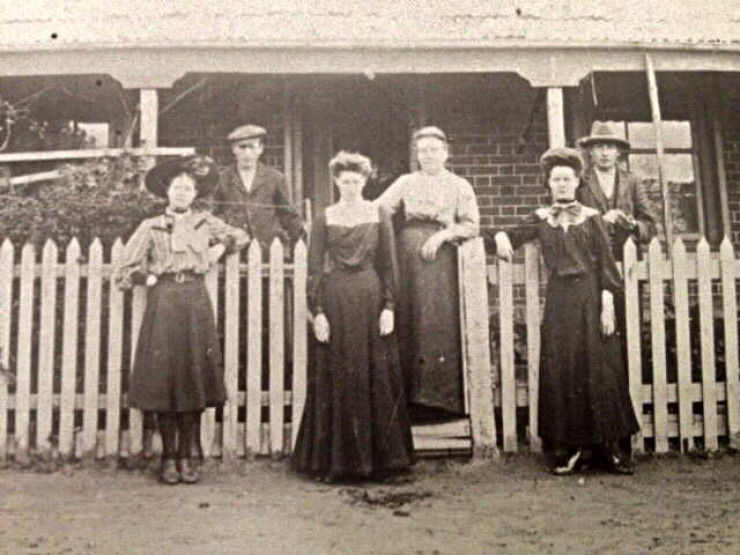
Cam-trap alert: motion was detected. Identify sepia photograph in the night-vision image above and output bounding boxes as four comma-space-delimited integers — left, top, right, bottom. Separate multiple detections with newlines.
1, 1, 739, 553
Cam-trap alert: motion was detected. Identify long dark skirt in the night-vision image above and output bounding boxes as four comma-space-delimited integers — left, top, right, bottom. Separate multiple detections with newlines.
539, 272, 639, 446
129, 278, 226, 412
293, 267, 415, 480
397, 222, 464, 415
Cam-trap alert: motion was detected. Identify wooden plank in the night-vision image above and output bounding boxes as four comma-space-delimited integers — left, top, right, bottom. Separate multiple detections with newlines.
710, 80, 732, 241
269, 240, 285, 457
291, 240, 308, 450
37, 240, 58, 456
412, 418, 471, 438
645, 53, 673, 253
245, 241, 262, 458
623, 238, 644, 453
128, 284, 147, 458
546, 87, 566, 147
697, 238, 719, 450
672, 238, 694, 452
293, 95, 304, 211
459, 239, 497, 458
0, 147, 194, 164
0, 240, 12, 460
720, 238, 740, 449
283, 80, 294, 204
498, 256, 517, 453
106, 240, 124, 458
82, 239, 103, 458
201, 264, 218, 458
15, 244, 35, 457
524, 243, 541, 453
648, 238, 669, 453
59, 239, 81, 458
9, 170, 62, 187
222, 252, 240, 458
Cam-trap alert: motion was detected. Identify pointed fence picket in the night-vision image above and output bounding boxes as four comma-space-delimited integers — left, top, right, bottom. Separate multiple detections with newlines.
0, 232, 737, 460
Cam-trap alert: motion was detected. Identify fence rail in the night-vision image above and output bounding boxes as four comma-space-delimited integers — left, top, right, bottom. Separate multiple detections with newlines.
490, 236, 740, 454
0, 233, 738, 462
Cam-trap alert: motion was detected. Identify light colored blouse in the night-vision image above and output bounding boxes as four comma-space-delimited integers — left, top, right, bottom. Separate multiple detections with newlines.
114, 209, 249, 290
376, 170, 480, 239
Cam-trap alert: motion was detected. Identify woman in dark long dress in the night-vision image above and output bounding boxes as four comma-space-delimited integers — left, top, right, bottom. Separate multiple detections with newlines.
484, 147, 639, 475
293, 152, 414, 481
377, 127, 480, 418
115, 155, 248, 484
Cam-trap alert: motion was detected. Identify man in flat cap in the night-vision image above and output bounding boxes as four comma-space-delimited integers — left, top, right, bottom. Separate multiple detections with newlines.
212, 124, 305, 250
576, 121, 657, 260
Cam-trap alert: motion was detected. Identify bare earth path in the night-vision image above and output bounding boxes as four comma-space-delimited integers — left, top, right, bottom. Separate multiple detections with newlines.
1, 455, 739, 555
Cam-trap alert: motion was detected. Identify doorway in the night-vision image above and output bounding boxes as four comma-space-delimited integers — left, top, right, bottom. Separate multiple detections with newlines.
301, 75, 414, 215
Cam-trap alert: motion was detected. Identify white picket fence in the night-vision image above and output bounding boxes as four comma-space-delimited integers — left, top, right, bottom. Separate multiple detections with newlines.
1, 233, 739, 462
0, 237, 308, 461
490, 236, 740, 454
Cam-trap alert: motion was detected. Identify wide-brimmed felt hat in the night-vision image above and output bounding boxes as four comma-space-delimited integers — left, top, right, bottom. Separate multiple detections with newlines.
577, 121, 630, 150
144, 155, 219, 199
540, 147, 584, 180
227, 124, 267, 143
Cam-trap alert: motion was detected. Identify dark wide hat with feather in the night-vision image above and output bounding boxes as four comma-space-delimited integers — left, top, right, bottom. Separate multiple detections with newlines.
144, 155, 219, 199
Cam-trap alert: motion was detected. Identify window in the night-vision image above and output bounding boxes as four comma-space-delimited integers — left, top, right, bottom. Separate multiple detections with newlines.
616, 121, 701, 237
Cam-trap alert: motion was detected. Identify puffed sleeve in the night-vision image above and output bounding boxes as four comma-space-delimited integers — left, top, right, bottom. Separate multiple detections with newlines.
449, 180, 480, 240
376, 174, 406, 215
307, 212, 328, 315
591, 214, 623, 295
375, 205, 399, 311
114, 220, 153, 290
204, 213, 250, 254
482, 212, 543, 254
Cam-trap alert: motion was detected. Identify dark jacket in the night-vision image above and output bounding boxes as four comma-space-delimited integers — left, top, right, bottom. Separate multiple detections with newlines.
211, 163, 305, 249
577, 167, 657, 258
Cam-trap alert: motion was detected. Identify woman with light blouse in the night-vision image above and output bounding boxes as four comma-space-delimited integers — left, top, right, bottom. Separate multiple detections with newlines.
377, 126, 480, 418
115, 155, 249, 485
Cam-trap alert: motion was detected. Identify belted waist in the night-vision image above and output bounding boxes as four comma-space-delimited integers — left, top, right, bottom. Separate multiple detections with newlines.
158, 271, 204, 283
403, 219, 446, 231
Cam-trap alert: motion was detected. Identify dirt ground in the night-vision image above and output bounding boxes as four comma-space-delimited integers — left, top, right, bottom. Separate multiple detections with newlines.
1, 453, 739, 555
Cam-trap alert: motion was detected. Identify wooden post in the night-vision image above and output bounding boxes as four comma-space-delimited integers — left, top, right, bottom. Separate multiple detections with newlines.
645, 54, 673, 253
459, 239, 498, 458
623, 238, 644, 453
546, 88, 566, 148
283, 79, 294, 204
139, 89, 159, 168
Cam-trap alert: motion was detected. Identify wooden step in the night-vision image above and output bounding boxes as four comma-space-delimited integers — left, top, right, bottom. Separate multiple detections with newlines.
412, 418, 472, 456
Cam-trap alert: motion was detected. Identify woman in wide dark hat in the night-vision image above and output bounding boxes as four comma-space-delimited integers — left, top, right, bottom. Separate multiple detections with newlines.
115, 155, 249, 484
484, 147, 639, 476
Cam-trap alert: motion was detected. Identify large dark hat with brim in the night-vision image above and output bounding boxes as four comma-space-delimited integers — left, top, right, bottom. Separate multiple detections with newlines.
144, 154, 219, 199
577, 121, 630, 150
540, 147, 584, 180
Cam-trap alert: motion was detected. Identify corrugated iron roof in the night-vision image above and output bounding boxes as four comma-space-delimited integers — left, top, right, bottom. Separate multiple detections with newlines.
1, 0, 739, 51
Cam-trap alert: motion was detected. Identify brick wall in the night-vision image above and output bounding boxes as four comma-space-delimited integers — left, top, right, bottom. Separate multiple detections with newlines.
423, 78, 550, 233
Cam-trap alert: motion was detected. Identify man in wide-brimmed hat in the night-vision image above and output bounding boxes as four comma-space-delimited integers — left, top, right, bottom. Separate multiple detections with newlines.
211, 124, 305, 252
576, 121, 657, 260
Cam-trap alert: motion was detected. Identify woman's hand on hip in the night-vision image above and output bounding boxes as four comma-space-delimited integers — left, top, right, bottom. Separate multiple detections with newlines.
313, 313, 330, 343
379, 309, 394, 336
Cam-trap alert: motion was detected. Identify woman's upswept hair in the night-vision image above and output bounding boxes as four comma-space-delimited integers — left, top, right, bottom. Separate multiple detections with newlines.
329, 151, 373, 177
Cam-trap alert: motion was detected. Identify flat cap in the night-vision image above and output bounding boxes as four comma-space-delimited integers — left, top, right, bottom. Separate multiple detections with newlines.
227, 124, 267, 142
412, 126, 448, 143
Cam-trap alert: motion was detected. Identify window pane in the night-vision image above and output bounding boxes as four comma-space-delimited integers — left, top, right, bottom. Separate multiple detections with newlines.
627, 121, 692, 149
629, 153, 699, 235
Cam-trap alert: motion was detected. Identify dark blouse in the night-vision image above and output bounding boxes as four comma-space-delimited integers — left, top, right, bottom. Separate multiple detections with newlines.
484, 207, 623, 295
308, 205, 398, 315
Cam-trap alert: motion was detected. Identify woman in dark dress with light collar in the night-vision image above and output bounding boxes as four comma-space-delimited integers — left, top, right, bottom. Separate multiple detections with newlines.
115, 155, 248, 484
485, 148, 639, 476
